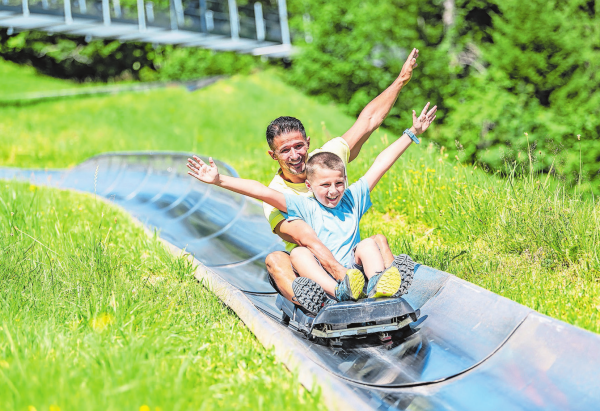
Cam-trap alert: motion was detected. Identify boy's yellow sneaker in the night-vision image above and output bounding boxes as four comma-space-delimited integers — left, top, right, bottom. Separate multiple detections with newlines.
334, 269, 366, 301
367, 266, 402, 298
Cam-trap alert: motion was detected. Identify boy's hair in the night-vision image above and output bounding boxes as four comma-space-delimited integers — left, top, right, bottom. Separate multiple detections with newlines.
266, 116, 307, 150
307, 152, 346, 180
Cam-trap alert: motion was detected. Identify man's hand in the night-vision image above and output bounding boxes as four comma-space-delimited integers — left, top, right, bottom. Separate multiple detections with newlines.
398, 48, 419, 84
187, 156, 220, 185
411, 102, 437, 136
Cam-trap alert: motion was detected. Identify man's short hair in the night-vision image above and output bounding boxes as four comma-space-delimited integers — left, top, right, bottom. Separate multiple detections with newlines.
306, 152, 346, 180
266, 116, 307, 150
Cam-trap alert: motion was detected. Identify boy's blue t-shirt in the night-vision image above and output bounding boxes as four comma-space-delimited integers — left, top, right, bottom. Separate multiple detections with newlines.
283, 177, 372, 268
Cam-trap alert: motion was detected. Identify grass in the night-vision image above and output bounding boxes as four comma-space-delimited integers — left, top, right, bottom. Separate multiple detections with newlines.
1, 57, 600, 407
0, 181, 322, 410
0, 64, 352, 181
0, 59, 85, 95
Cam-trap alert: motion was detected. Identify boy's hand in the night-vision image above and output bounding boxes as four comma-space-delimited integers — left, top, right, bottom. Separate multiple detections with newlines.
411, 102, 437, 135
187, 156, 220, 185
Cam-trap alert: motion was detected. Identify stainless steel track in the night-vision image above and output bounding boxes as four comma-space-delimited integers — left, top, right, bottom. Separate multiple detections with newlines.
3, 152, 600, 410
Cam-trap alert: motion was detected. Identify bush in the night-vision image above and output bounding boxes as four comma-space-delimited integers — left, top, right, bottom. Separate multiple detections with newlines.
287, 0, 456, 131
440, 0, 600, 185
287, 0, 600, 189
0, 29, 261, 82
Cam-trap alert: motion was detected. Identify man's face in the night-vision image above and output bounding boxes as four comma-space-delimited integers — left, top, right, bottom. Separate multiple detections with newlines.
268, 131, 310, 178
306, 168, 346, 208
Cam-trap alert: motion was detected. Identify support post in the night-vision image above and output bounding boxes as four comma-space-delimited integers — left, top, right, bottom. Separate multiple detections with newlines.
114, 0, 122, 18
22, 0, 29, 17
199, 0, 206, 33
41, 0, 48, 10
228, 0, 239, 40
146, 2, 154, 22
169, 0, 178, 30
277, 0, 290, 45
103, 0, 111, 25
254, 2, 264, 41
205, 10, 213, 31
174, 0, 184, 26
80, 0, 87, 14
137, 0, 146, 31
64, 0, 73, 24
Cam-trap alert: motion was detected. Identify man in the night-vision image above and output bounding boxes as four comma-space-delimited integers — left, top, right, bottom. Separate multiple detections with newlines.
264, 48, 420, 305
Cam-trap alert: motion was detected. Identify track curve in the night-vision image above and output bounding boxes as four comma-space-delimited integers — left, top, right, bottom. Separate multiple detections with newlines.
3, 153, 600, 410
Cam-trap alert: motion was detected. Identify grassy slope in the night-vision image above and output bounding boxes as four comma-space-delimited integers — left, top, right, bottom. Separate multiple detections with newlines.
0, 61, 323, 410
0, 66, 350, 180
0, 59, 84, 95
1, 59, 599, 334
0, 182, 322, 410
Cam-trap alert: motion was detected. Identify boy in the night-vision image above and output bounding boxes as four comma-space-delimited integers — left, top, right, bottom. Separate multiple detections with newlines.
187, 102, 436, 311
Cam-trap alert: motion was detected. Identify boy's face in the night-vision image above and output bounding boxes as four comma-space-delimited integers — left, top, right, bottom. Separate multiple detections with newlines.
306, 167, 346, 208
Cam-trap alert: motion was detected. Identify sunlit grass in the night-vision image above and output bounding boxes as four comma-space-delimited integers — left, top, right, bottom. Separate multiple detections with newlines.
0, 67, 353, 184
0, 59, 85, 95
0, 181, 323, 410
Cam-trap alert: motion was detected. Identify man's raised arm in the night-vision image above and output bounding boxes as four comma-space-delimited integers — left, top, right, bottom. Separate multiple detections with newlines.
342, 48, 419, 162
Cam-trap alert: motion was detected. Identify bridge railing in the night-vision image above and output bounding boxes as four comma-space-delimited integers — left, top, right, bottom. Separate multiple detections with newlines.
0, 0, 292, 57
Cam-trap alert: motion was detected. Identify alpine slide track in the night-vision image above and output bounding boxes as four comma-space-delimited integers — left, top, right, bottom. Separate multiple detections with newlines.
2, 153, 600, 411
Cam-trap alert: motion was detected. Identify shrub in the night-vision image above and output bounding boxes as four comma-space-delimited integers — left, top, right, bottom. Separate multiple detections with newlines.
0, 29, 261, 82
287, 0, 600, 189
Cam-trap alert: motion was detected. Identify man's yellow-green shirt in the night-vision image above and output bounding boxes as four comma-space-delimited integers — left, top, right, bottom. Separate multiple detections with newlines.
262, 137, 350, 252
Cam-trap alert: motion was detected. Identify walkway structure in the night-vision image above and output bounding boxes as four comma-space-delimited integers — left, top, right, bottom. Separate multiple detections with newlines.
3, 153, 600, 410
0, 0, 291, 57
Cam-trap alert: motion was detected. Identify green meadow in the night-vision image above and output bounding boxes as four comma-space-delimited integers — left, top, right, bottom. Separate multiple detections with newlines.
1, 56, 600, 409
0, 59, 324, 410
0, 182, 321, 411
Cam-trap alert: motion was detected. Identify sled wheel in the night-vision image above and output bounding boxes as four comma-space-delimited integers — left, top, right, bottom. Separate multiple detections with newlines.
306, 334, 327, 346
315, 337, 328, 346
329, 338, 343, 348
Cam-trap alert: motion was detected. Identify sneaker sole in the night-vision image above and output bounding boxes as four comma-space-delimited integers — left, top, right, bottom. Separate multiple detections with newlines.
391, 254, 415, 297
372, 267, 402, 298
346, 269, 366, 300
292, 277, 327, 315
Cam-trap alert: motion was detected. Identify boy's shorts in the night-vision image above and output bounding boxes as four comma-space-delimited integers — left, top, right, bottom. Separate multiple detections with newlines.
267, 246, 363, 295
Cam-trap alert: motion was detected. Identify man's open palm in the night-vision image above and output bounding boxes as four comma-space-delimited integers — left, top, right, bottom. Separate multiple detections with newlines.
399, 48, 419, 84
187, 156, 220, 185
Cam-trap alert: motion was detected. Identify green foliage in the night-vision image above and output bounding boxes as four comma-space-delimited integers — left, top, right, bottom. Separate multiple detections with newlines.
0, 181, 324, 410
0, 29, 261, 82
287, 0, 600, 189
146, 45, 258, 82
0, 30, 154, 81
287, 0, 455, 130
440, 0, 600, 186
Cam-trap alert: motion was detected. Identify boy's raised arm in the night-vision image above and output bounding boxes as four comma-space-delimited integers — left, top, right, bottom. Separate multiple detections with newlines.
364, 102, 437, 191
187, 156, 288, 213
